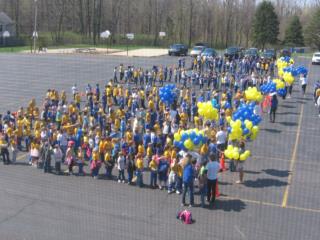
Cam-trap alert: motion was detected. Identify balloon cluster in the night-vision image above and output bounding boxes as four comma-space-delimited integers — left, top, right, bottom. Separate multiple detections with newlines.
224, 145, 251, 161
229, 103, 261, 141
276, 57, 294, 77
273, 78, 286, 97
260, 82, 277, 94
197, 100, 219, 121
159, 84, 177, 105
173, 129, 206, 151
244, 87, 263, 102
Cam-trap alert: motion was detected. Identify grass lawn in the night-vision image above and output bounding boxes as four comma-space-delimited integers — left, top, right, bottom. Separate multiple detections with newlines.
0, 44, 167, 53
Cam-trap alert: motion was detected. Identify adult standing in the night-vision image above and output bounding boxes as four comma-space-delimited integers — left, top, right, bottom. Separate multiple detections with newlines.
270, 93, 278, 123
216, 126, 227, 153
300, 74, 308, 97
181, 154, 195, 207
206, 154, 220, 206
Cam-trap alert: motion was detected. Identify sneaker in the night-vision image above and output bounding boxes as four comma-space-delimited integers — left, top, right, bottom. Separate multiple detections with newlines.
189, 204, 194, 208
176, 190, 181, 195
118, 180, 121, 183
122, 180, 125, 183
159, 186, 163, 190
236, 180, 243, 184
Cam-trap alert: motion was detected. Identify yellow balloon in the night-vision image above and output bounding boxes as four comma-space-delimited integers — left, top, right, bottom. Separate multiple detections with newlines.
252, 126, 259, 134
245, 120, 253, 130
184, 139, 194, 150
174, 133, 181, 142
239, 154, 246, 161
233, 151, 240, 160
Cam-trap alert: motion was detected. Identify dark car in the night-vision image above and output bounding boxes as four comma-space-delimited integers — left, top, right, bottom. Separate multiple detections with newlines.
200, 48, 218, 58
194, 42, 209, 48
261, 49, 277, 60
168, 44, 188, 56
244, 48, 259, 59
280, 48, 291, 57
224, 46, 244, 59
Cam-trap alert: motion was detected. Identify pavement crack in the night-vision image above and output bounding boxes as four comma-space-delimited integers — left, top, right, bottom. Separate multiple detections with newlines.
0, 199, 37, 226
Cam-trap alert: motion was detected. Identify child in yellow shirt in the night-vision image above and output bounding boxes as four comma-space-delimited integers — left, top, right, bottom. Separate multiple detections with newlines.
149, 155, 158, 188
135, 154, 144, 187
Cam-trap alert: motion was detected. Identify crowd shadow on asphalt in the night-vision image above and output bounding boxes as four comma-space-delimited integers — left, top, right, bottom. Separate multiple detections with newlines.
278, 121, 298, 127
211, 199, 246, 212
262, 169, 290, 177
262, 128, 282, 134
243, 178, 288, 188
244, 170, 261, 174
277, 111, 299, 115
280, 104, 296, 108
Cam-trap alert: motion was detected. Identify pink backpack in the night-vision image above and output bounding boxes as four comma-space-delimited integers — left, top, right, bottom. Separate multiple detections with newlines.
177, 210, 193, 224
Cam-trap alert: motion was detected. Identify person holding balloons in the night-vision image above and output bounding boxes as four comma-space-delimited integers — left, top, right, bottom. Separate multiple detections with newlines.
236, 141, 246, 184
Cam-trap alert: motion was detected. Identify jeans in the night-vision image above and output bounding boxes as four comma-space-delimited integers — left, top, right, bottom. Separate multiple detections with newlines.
1, 148, 10, 164
127, 170, 133, 183
207, 179, 217, 203
78, 162, 84, 175
270, 108, 276, 122
43, 158, 51, 173
150, 171, 157, 187
136, 170, 143, 187
118, 169, 125, 181
55, 162, 61, 174
175, 177, 182, 193
182, 181, 194, 205
199, 185, 207, 207
92, 167, 99, 177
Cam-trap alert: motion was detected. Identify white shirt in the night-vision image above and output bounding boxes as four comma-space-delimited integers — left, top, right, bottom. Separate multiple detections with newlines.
216, 130, 227, 145
206, 161, 220, 180
57, 133, 68, 146
53, 148, 63, 163
117, 156, 126, 170
300, 76, 307, 85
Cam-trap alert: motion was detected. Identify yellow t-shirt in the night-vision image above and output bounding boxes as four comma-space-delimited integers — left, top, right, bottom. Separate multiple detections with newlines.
136, 158, 144, 170
149, 160, 157, 171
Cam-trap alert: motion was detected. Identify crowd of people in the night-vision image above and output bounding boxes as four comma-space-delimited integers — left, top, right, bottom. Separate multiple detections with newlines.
0, 53, 306, 208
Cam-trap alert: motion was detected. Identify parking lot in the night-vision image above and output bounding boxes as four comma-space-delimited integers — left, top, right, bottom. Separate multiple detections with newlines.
0, 53, 319, 240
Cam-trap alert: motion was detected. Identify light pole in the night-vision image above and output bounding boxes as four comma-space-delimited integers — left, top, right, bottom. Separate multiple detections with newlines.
33, 0, 38, 53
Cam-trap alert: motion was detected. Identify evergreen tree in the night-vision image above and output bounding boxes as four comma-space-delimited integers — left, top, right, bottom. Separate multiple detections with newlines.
305, 8, 320, 50
251, 1, 279, 50
284, 16, 304, 47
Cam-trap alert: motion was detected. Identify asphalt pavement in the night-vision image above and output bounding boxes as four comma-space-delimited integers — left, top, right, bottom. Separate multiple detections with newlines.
0, 54, 319, 240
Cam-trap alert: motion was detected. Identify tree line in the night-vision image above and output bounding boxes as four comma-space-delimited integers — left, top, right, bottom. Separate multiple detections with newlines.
1, 0, 320, 49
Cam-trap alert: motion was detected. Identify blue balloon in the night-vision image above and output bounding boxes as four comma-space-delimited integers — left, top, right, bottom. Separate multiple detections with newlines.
181, 133, 189, 142
193, 137, 201, 145
243, 128, 250, 135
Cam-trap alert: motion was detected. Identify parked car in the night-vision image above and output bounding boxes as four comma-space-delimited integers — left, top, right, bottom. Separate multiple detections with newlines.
261, 49, 277, 60
194, 42, 209, 47
312, 52, 320, 65
168, 44, 188, 56
224, 46, 244, 59
280, 48, 291, 57
244, 48, 259, 59
200, 48, 218, 58
190, 46, 206, 57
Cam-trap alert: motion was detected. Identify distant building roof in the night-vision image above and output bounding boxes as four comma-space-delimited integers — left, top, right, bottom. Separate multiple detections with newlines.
0, 12, 14, 25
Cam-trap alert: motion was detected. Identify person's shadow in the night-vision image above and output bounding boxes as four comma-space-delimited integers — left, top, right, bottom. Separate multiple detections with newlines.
262, 169, 290, 177
244, 178, 288, 188
211, 199, 246, 212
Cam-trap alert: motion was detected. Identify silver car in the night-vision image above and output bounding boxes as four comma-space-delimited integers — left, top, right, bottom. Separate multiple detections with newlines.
190, 46, 205, 57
